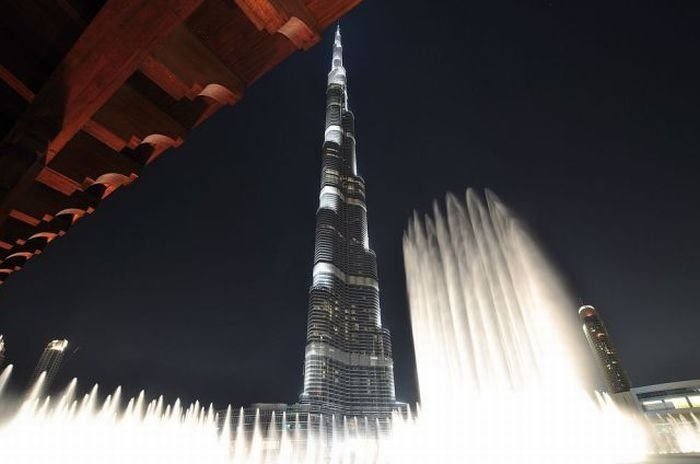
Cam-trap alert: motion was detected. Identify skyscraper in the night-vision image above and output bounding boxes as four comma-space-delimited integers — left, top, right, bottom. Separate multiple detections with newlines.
30, 339, 69, 389
299, 27, 397, 418
579, 305, 631, 393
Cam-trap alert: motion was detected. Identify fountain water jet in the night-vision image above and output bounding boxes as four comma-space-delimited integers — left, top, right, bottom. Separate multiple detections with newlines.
401, 189, 649, 464
0, 364, 11, 397
658, 413, 700, 454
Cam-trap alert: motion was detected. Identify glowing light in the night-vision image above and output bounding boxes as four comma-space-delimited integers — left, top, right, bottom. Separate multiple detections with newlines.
319, 186, 341, 212
47, 339, 68, 352
401, 189, 650, 464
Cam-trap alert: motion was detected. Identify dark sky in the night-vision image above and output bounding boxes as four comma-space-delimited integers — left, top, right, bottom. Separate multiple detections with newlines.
1, 1, 699, 407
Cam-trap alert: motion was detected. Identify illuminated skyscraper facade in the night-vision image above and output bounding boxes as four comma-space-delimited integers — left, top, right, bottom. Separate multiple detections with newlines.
299, 27, 397, 418
30, 339, 69, 389
579, 305, 631, 393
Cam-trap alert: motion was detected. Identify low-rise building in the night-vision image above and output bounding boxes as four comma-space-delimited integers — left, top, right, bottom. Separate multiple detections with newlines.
629, 379, 700, 454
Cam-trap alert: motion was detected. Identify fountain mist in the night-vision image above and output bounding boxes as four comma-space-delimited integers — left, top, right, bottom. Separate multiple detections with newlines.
401, 189, 648, 464
0, 368, 399, 463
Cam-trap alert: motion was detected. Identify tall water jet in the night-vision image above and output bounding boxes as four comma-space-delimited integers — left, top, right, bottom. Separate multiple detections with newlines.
402, 189, 648, 464
0, 365, 12, 398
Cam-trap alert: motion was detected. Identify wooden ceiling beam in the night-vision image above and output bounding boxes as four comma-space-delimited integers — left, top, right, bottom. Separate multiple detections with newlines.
233, 0, 321, 49
5, 0, 205, 160
148, 24, 245, 103
0, 0, 364, 285
0, 65, 36, 103
0, 0, 204, 227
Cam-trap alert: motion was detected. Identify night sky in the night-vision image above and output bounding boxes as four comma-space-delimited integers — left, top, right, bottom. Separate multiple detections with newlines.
1, 2, 699, 407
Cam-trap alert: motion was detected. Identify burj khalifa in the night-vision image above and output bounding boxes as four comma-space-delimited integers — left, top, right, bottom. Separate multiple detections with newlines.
299, 27, 398, 419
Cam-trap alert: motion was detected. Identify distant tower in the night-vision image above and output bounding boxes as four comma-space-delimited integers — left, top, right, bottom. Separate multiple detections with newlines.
579, 305, 631, 393
30, 339, 69, 389
0, 335, 5, 369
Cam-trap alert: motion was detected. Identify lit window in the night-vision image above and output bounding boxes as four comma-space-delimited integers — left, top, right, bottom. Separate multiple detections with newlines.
641, 400, 665, 411
664, 397, 690, 409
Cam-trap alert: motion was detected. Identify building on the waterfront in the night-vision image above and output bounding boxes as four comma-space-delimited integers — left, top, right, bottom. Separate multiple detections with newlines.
631, 379, 700, 415
579, 305, 631, 393
215, 28, 406, 441
298, 26, 398, 420
30, 339, 69, 389
629, 379, 700, 453
0, 335, 5, 368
